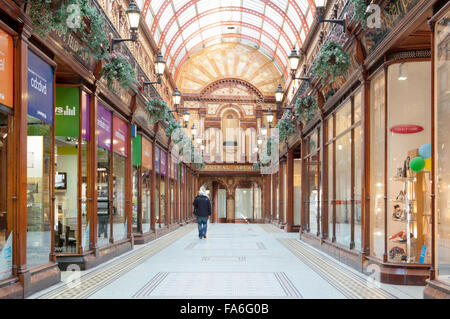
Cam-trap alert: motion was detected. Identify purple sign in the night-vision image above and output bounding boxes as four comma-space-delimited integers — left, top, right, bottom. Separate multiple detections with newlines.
28, 49, 54, 124
181, 166, 184, 184
160, 150, 167, 176
155, 147, 160, 174
81, 91, 90, 141
97, 103, 112, 150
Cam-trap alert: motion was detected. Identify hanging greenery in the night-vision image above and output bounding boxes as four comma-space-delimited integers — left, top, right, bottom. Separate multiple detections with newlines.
350, 0, 368, 28
276, 110, 297, 141
100, 52, 137, 92
145, 98, 168, 124
29, 0, 109, 60
311, 40, 351, 85
165, 112, 183, 140
294, 96, 318, 125
259, 137, 279, 167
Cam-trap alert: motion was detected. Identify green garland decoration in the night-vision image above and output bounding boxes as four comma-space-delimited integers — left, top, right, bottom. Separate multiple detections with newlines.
100, 52, 137, 92
311, 40, 351, 85
29, 0, 109, 60
350, 0, 368, 28
145, 98, 168, 124
260, 137, 279, 167
276, 110, 297, 141
165, 112, 183, 140
294, 96, 318, 125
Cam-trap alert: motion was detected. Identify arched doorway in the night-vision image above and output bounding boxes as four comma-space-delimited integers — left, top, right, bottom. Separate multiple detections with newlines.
234, 181, 262, 223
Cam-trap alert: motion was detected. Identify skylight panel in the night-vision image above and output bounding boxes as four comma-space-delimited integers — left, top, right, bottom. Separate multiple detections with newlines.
178, 6, 197, 25
243, 0, 265, 13
260, 34, 277, 49
261, 21, 279, 39
171, 36, 184, 56
242, 12, 262, 27
300, 28, 306, 42
222, 0, 241, 7
196, 0, 219, 14
150, 0, 166, 13
278, 36, 290, 56
182, 23, 201, 41
172, 0, 189, 11
159, 6, 175, 28
306, 10, 314, 27
166, 25, 179, 43
201, 27, 222, 40
270, 0, 288, 10
199, 12, 224, 28
265, 6, 283, 26
145, 13, 154, 28
286, 5, 302, 28
282, 24, 295, 45
185, 33, 203, 51
136, 0, 144, 10
241, 26, 260, 40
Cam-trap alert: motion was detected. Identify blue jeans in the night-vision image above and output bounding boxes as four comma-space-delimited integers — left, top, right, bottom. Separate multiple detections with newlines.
197, 216, 208, 238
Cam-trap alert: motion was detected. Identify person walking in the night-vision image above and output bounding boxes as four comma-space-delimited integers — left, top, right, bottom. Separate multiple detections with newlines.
193, 187, 211, 239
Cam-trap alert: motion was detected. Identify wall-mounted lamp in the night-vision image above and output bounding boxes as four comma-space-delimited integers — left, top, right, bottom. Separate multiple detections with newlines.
288, 47, 311, 83
261, 124, 267, 136
143, 51, 166, 86
191, 123, 197, 137
111, 1, 141, 51
315, 0, 347, 30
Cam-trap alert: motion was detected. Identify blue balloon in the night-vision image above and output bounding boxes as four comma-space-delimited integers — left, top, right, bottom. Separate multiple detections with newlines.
419, 143, 432, 159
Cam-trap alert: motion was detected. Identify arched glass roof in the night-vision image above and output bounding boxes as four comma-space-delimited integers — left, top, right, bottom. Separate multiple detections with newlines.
136, 0, 318, 81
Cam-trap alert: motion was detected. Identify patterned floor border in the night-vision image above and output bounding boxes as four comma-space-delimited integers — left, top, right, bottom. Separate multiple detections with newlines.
132, 272, 302, 299
36, 224, 196, 299
259, 224, 284, 233
279, 239, 396, 299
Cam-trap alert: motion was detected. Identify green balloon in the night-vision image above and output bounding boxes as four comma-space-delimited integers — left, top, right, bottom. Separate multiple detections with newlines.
410, 156, 425, 172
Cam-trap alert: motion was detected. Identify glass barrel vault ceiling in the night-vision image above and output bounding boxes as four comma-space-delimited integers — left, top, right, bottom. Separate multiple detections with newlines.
136, 0, 318, 81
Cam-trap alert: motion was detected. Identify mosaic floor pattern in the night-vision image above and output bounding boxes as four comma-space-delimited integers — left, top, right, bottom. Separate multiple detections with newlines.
29, 223, 424, 299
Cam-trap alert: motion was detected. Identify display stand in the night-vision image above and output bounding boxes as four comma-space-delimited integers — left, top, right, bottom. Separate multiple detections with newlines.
389, 149, 430, 263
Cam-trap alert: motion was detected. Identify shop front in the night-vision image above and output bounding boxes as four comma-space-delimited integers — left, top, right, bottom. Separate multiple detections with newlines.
424, 2, 450, 299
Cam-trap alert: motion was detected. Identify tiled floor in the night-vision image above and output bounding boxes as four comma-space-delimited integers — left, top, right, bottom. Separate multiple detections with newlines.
29, 223, 425, 299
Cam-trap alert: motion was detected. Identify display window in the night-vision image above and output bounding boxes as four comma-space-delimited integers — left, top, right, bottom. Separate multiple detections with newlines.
0, 110, 12, 280
26, 49, 54, 268
386, 61, 431, 263
54, 86, 81, 253
325, 92, 362, 249
282, 162, 287, 222
112, 116, 128, 242
304, 129, 320, 236
141, 137, 152, 233
160, 150, 167, 226
435, 11, 450, 283
370, 70, 386, 259
368, 60, 432, 263
0, 28, 13, 280
155, 146, 160, 227
97, 103, 112, 246
132, 134, 141, 233
293, 157, 301, 226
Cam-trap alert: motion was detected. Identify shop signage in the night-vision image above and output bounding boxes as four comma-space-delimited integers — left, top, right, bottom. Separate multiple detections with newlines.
97, 103, 112, 150
155, 146, 160, 174
55, 86, 80, 137
132, 134, 142, 166
113, 116, 128, 157
201, 164, 254, 171
161, 150, 167, 176
363, 0, 420, 53
50, 29, 97, 73
81, 91, 90, 141
390, 124, 424, 134
28, 49, 54, 124
142, 137, 152, 170
0, 29, 13, 108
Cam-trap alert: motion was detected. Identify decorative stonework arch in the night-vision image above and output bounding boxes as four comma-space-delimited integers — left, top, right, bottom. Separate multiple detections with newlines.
199, 78, 264, 101
217, 104, 245, 120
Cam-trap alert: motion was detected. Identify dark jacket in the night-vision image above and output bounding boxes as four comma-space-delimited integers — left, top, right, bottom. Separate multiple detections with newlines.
193, 195, 211, 217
